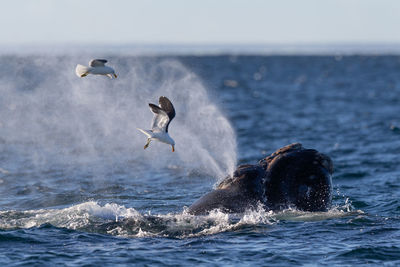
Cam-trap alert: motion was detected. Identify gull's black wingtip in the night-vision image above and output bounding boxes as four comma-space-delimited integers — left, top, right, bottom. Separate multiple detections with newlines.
159, 96, 170, 103
158, 96, 176, 120
149, 103, 162, 114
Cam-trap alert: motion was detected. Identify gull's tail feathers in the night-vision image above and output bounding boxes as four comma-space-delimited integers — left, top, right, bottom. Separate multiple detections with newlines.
137, 128, 153, 138
75, 64, 90, 77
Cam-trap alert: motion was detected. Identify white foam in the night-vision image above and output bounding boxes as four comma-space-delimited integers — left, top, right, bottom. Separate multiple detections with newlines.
0, 201, 362, 238
0, 201, 140, 230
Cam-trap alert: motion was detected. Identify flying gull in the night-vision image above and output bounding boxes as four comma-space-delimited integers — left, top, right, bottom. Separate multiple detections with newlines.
75, 59, 117, 79
137, 96, 176, 152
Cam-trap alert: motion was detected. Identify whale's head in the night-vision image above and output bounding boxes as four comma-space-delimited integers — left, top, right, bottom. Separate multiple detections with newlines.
188, 143, 334, 215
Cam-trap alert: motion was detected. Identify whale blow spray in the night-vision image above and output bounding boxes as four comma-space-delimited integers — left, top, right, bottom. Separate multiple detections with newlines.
0, 56, 237, 179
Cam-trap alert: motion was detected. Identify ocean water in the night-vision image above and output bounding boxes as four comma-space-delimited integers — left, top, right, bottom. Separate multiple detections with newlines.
0, 54, 399, 266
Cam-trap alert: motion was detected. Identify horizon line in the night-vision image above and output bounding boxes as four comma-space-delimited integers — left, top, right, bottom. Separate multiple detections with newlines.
1, 42, 400, 56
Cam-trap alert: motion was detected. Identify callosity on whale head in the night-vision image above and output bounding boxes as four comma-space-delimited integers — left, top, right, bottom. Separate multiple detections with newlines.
260, 143, 333, 212
188, 143, 333, 215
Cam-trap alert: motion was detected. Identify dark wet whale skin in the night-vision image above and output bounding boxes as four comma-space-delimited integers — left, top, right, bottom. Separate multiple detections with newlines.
189, 143, 333, 215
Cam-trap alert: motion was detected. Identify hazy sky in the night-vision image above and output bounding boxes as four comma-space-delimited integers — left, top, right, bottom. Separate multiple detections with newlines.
1, 0, 400, 45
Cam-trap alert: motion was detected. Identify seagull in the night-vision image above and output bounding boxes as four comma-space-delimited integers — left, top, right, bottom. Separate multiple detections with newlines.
137, 96, 176, 152
75, 59, 117, 79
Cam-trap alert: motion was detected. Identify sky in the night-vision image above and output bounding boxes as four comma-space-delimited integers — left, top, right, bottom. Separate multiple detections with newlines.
0, 0, 400, 47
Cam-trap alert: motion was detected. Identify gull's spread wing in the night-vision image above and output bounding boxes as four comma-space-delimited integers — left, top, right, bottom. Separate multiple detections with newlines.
89, 59, 108, 67
149, 103, 170, 132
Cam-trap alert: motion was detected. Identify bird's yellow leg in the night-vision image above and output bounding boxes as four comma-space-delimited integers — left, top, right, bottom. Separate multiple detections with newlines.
171, 145, 175, 152
144, 139, 151, 149
81, 73, 88, 77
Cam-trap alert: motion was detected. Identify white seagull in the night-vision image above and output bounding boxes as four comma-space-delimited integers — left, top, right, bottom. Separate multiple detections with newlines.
137, 96, 176, 152
75, 59, 117, 79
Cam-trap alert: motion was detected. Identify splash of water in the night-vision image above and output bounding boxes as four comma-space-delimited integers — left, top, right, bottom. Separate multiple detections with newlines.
0, 55, 237, 179
0, 201, 361, 238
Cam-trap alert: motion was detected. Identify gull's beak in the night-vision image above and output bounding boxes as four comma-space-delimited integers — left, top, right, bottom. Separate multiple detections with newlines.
172, 145, 175, 152
114, 73, 118, 78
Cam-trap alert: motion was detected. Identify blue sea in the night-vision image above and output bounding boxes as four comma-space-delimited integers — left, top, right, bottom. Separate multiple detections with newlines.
0, 53, 399, 266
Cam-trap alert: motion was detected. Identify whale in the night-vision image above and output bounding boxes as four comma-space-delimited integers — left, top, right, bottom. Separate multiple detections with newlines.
188, 143, 333, 215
